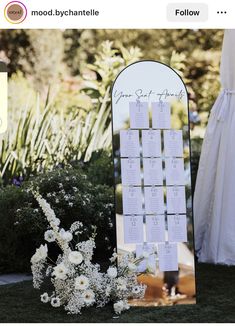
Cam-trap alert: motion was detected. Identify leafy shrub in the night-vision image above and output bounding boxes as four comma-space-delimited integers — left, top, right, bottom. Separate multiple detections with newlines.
0, 165, 115, 273
84, 150, 114, 187
0, 186, 44, 273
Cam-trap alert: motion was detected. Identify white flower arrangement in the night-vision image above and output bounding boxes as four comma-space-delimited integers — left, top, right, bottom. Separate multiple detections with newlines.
107, 266, 118, 278
68, 251, 83, 265
31, 193, 146, 315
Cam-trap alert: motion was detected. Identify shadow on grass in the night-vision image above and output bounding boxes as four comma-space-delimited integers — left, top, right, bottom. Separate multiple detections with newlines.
0, 263, 235, 322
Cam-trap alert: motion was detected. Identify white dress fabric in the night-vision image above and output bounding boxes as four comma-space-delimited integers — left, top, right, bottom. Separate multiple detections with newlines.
194, 29, 235, 265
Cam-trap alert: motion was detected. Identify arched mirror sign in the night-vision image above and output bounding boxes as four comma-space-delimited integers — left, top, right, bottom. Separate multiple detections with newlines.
111, 60, 196, 307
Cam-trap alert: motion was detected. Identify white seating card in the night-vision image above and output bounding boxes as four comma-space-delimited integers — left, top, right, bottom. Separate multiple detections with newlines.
152, 101, 171, 129
166, 186, 186, 214
122, 186, 142, 215
124, 215, 144, 244
120, 130, 140, 158
146, 215, 165, 243
142, 129, 161, 157
167, 215, 188, 242
129, 102, 149, 129
164, 130, 183, 157
143, 158, 163, 185
144, 186, 165, 214
165, 158, 185, 185
136, 244, 156, 273
121, 158, 141, 186
158, 242, 178, 272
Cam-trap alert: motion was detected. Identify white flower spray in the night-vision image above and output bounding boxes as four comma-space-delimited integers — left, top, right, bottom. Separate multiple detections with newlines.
31, 193, 146, 315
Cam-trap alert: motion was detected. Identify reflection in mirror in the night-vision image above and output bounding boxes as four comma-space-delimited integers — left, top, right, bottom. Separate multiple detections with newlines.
111, 61, 196, 306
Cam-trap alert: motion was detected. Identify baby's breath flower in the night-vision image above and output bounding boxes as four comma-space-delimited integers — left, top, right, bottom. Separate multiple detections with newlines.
113, 300, 130, 314
31, 244, 48, 264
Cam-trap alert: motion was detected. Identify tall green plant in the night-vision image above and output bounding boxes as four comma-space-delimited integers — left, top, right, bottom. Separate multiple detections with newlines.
0, 90, 111, 182
0, 41, 142, 183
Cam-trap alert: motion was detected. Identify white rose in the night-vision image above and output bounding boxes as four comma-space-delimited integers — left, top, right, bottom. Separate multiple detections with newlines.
51, 297, 60, 307
59, 228, 73, 242
128, 262, 137, 272
52, 262, 68, 280
68, 251, 83, 265
44, 230, 55, 242
31, 244, 48, 264
107, 267, 117, 278
40, 292, 49, 303
75, 275, 89, 290
82, 289, 95, 305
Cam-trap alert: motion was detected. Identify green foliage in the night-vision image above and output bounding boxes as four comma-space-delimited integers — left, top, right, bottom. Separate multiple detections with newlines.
0, 186, 42, 273
86, 40, 142, 97
1, 40, 142, 184
0, 165, 115, 273
0, 30, 65, 91
27, 30, 64, 92
115, 183, 122, 215
1, 90, 111, 182
84, 150, 114, 187
0, 30, 31, 76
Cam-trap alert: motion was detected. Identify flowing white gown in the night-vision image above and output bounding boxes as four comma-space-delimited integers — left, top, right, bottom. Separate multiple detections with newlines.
194, 29, 235, 264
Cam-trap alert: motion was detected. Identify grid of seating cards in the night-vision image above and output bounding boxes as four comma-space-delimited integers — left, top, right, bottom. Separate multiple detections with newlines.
120, 101, 187, 273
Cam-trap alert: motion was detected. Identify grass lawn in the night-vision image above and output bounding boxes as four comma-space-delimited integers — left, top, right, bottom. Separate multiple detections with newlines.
0, 263, 235, 323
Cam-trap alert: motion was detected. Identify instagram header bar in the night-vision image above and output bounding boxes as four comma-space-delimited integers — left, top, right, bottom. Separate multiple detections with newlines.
0, 0, 234, 28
